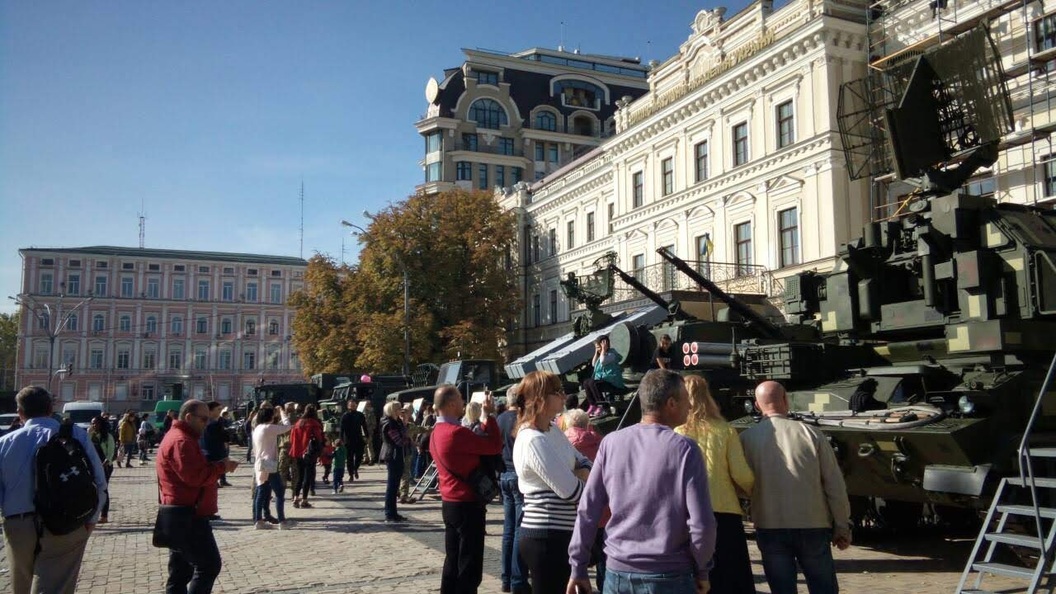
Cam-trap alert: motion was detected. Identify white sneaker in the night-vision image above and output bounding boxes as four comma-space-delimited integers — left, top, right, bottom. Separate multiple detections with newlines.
277, 521, 292, 530
254, 521, 271, 530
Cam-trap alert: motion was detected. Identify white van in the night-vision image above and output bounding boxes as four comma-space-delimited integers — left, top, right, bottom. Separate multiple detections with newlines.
63, 401, 105, 429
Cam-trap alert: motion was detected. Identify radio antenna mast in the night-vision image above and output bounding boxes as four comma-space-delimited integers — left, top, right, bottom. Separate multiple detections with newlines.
138, 198, 146, 248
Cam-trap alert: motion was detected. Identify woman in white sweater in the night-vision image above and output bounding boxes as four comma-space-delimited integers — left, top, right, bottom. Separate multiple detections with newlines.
252, 405, 292, 530
513, 370, 592, 594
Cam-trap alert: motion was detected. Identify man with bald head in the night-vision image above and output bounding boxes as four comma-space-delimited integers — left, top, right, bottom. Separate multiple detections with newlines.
740, 381, 851, 594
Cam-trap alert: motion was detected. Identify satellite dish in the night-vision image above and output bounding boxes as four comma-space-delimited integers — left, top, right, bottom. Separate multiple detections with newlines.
425, 77, 439, 103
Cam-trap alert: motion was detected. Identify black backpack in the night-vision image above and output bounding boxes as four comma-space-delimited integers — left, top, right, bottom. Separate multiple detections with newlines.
35, 421, 99, 535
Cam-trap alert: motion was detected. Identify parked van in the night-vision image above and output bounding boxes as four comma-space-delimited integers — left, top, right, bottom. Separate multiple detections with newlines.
153, 399, 183, 425
63, 401, 105, 429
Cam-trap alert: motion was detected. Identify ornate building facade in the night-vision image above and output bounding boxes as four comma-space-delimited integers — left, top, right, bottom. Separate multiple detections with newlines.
415, 46, 651, 195
497, 0, 873, 352
14, 246, 307, 408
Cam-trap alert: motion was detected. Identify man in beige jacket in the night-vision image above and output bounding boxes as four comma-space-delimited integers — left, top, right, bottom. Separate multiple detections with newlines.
740, 381, 851, 594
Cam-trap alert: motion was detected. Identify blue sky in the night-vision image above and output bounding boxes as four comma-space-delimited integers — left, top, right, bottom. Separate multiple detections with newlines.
0, 0, 744, 314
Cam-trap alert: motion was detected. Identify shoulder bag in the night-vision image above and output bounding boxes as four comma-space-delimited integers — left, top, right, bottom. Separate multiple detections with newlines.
152, 480, 203, 549
434, 452, 500, 505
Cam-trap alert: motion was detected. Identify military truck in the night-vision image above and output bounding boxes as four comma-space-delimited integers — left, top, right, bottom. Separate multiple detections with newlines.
386, 359, 502, 405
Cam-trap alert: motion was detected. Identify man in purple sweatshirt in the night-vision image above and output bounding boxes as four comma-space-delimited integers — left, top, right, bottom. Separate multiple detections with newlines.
567, 369, 717, 594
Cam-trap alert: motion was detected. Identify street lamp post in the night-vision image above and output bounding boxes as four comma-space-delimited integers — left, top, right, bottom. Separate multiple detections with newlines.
342, 218, 411, 376
10, 293, 93, 395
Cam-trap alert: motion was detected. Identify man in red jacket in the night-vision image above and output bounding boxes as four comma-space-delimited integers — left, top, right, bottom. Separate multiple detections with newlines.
429, 385, 502, 594
157, 400, 239, 594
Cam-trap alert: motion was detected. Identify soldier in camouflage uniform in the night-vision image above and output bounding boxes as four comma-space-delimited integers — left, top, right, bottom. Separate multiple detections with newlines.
278, 402, 301, 499
363, 402, 378, 465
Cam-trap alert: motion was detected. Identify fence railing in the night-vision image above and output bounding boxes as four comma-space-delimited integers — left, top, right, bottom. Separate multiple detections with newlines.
609, 260, 779, 304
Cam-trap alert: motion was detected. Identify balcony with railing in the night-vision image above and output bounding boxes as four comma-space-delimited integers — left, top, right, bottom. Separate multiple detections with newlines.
452, 141, 524, 158
609, 260, 781, 304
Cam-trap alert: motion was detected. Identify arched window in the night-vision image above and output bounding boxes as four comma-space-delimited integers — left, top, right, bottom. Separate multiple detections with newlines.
535, 111, 557, 132
573, 115, 594, 136
469, 99, 508, 129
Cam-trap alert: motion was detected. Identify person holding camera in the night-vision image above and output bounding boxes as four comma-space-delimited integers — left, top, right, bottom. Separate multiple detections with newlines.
580, 335, 625, 418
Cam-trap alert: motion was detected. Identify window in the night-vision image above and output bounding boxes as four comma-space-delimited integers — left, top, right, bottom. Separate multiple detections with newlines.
62, 346, 76, 367
608, 203, 615, 232
69, 259, 81, 268
40, 273, 53, 295
266, 347, 280, 370
97, 261, 109, 269
695, 141, 709, 182
733, 122, 749, 166
572, 115, 593, 136
477, 70, 498, 85
116, 349, 130, 369
661, 245, 677, 290
221, 318, 233, 334
535, 143, 545, 161
425, 131, 442, 153
496, 165, 505, 188
632, 254, 645, 283
456, 161, 472, 181
121, 276, 133, 298
548, 144, 559, 164
512, 167, 523, 184
777, 101, 795, 148
586, 212, 595, 242
247, 268, 258, 276
171, 316, 183, 335
499, 138, 514, 156
566, 220, 575, 250
469, 98, 508, 129
119, 315, 131, 332
556, 80, 602, 109
245, 319, 256, 335
246, 282, 258, 303
142, 384, 155, 401
94, 275, 108, 296
67, 274, 80, 296
1036, 13, 1056, 52
223, 266, 235, 275
532, 234, 540, 263
243, 351, 256, 370
478, 164, 489, 190
696, 233, 714, 276
198, 266, 209, 273
548, 228, 557, 256
147, 277, 160, 298
67, 313, 78, 332
222, 281, 234, 302
425, 162, 442, 182
90, 349, 104, 369
146, 316, 157, 334
735, 221, 753, 276
1044, 156, 1056, 197
33, 349, 48, 369
122, 262, 134, 270
196, 317, 208, 334
149, 263, 160, 271
142, 349, 156, 370
174, 265, 185, 272
632, 172, 644, 208
39, 312, 49, 330
661, 157, 674, 196
93, 314, 105, 332
269, 320, 279, 335
778, 208, 800, 268
270, 283, 282, 304
198, 280, 210, 300
966, 177, 996, 198
550, 290, 558, 323
535, 111, 557, 131
41, 258, 54, 267
219, 350, 232, 370
168, 349, 182, 370
194, 349, 207, 370
271, 270, 282, 277
172, 278, 185, 300
533, 294, 541, 327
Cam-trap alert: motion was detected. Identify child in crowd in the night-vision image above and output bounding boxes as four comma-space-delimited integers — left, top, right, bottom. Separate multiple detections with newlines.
319, 440, 335, 484
331, 438, 346, 493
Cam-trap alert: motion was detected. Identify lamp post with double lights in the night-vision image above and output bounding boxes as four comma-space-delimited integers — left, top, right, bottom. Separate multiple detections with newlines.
9, 293, 93, 395
342, 217, 411, 376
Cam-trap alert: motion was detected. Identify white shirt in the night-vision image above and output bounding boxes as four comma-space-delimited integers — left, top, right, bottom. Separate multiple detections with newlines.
252, 419, 291, 485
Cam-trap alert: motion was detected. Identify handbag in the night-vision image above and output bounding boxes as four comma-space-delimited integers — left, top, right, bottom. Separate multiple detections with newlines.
434, 454, 500, 504
152, 482, 203, 549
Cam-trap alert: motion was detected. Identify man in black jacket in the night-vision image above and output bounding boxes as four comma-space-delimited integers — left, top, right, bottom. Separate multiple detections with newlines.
201, 402, 231, 491
340, 400, 369, 482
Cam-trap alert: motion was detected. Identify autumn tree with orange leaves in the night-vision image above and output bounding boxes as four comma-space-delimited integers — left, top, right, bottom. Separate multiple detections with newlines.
289, 189, 520, 376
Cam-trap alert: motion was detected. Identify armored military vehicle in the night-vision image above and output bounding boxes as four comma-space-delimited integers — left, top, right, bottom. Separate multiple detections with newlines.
728, 26, 1056, 523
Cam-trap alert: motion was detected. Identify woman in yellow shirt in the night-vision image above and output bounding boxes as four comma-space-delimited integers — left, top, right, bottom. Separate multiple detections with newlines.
675, 375, 756, 594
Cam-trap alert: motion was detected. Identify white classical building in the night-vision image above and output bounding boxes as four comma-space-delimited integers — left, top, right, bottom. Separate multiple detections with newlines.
498, 0, 874, 352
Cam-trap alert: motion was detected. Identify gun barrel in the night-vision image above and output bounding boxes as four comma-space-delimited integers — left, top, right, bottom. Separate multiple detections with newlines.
655, 248, 782, 338
609, 264, 691, 321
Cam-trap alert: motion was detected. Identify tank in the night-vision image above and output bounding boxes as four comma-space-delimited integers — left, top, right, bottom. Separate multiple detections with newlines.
728, 26, 1054, 516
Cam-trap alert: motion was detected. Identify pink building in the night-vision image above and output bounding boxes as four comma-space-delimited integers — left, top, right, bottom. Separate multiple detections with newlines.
14, 246, 308, 409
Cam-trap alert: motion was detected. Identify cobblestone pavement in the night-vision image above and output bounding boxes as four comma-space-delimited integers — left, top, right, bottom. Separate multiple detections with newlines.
0, 446, 1030, 593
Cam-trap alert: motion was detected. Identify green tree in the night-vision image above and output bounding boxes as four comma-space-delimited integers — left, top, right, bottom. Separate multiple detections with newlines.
0, 312, 19, 391
288, 189, 520, 376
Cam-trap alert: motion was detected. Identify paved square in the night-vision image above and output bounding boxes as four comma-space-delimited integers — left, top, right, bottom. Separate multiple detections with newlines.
0, 446, 1028, 592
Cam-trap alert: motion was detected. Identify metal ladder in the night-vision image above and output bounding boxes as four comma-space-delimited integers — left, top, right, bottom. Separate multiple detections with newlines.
957, 351, 1056, 593
409, 461, 438, 502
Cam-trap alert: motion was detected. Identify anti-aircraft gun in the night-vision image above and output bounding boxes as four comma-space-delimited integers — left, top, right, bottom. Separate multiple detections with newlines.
730, 26, 1056, 518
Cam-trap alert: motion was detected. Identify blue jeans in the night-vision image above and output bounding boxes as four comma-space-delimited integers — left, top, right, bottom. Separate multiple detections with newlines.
500, 472, 526, 590
385, 451, 404, 519
755, 528, 838, 594
253, 472, 285, 522
603, 569, 696, 594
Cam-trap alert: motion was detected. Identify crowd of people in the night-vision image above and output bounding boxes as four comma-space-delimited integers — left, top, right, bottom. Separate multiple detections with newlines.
0, 361, 852, 594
